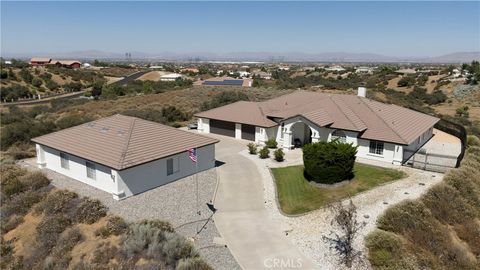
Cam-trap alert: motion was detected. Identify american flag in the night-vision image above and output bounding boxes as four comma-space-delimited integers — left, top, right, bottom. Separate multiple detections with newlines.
188, 148, 197, 163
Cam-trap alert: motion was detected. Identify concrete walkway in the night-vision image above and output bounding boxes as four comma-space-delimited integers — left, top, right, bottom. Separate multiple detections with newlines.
210, 134, 318, 270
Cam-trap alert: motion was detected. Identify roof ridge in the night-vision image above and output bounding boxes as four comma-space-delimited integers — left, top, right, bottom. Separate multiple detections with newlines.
119, 117, 136, 169
358, 97, 407, 144
330, 96, 366, 131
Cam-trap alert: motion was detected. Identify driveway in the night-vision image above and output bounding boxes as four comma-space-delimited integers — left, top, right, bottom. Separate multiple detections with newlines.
210, 134, 318, 269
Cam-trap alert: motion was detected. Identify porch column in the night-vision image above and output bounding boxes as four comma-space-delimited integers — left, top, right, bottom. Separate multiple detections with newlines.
36, 144, 46, 168
311, 130, 321, 143
283, 131, 293, 150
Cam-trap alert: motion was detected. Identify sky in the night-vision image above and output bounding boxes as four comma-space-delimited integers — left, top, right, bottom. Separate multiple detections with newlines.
1, 1, 479, 57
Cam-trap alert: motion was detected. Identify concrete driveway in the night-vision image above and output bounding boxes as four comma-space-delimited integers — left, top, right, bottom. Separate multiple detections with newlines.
209, 134, 318, 269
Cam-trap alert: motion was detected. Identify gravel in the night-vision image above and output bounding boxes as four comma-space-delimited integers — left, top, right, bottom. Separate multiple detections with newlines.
19, 159, 240, 270
241, 150, 444, 270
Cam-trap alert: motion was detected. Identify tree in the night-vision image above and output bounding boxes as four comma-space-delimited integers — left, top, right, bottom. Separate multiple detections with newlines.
0, 69, 7, 79
32, 77, 43, 87
303, 140, 358, 184
455, 106, 470, 118
19, 68, 33, 83
323, 200, 366, 268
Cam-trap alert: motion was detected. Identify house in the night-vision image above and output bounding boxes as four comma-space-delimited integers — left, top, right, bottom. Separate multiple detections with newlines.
160, 73, 183, 81
30, 57, 52, 66
355, 66, 374, 74
50, 60, 82, 69
32, 115, 218, 200
199, 77, 253, 87
325, 65, 346, 72
195, 88, 439, 165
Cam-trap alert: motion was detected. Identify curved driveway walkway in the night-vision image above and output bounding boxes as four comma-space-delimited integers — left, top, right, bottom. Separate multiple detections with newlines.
211, 134, 318, 270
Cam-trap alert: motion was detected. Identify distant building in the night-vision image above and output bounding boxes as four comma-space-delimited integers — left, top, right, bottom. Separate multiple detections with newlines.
238, 71, 251, 78
51, 60, 82, 69
325, 65, 346, 72
181, 68, 199, 74
355, 66, 374, 74
197, 77, 252, 87
395, 68, 417, 75
160, 73, 183, 81
30, 57, 52, 66
252, 71, 272, 80
4, 60, 12, 65
149, 65, 163, 70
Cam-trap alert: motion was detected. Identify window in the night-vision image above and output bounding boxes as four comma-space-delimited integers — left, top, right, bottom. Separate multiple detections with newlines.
167, 157, 179, 176
86, 161, 96, 180
369, 140, 384, 155
60, 153, 69, 169
331, 130, 347, 143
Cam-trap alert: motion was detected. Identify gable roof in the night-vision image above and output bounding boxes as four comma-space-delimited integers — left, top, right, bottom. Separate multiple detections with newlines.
195, 91, 439, 145
32, 115, 218, 170
30, 57, 52, 63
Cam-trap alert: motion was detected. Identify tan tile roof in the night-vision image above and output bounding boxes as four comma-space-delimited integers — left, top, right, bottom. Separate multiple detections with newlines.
32, 115, 218, 170
195, 91, 439, 145
30, 57, 51, 63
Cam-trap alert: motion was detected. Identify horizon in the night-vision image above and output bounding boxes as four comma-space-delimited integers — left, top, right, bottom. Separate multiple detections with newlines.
1, 1, 479, 58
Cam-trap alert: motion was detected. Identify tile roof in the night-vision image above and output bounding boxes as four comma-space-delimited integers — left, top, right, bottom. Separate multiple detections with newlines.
32, 115, 219, 170
30, 57, 52, 62
195, 91, 439, 145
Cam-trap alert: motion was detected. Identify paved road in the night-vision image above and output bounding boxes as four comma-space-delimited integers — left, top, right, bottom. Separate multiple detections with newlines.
111, 70, 150, 85
210, 134, 318, 270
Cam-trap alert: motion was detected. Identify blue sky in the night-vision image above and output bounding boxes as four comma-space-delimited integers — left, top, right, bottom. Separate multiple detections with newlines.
1, 1, 479, 57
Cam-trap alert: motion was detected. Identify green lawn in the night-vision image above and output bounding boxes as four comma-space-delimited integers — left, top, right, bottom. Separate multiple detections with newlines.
271, 163, 407, 215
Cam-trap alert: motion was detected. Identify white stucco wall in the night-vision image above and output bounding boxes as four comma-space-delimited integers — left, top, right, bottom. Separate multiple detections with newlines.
38, 145, 118, 194
116, 144, 216, 198
36, 143, 216, 200
356, 139, 398, 163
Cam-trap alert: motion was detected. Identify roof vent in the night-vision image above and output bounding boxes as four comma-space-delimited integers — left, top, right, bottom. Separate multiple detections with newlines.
87, 123, 95, 128
117, 130, 125, 136
101, 127, 110, 133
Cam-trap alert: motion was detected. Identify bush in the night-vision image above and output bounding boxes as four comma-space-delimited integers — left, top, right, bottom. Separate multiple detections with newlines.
76, 198, 107, 224
467, 135, 480, 147
365, 230, 417, 269
55, 114, 93, 130
265, 139, 278, 149
200, 91, 249, 111
247, 143, 257, 155
36, 214, 72, 251
162, 232, 197, 266
46, 226, 83, 269
139, 219, 174, 233
5, 143, 36, 160
1, 215, 24, 233
274, 148, 285, 162
176, 257, 212, 270
32, 77, 43, 87
20, 171, 50, 190
95, 216, 128, 238
1, 177, 26, 199
302, 141, 358, 184
34, 189, 79, 216
0, 190, 45, 219
258, 146, 269, 159
122, 223, 167, 258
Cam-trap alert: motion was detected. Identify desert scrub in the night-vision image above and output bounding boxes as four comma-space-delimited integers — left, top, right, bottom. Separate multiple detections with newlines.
274, 148, 285, 162
139, 219, 174, 233
259, 146, 270, 159
95, 216, 128, 238
365, 230, 417, 269
122, 222, 167, 258
177, 257, 212, 270
76, 198, 107, 224
162, 232, 198, 266
20, 171, 50, 190
247, 143, 257, 155
1, 214, 24, 234
45, 227, 83, 269
36, 214, 72, 251
34, 189, 79, 216
265, 138, 278, 149
1, 190, 46, 219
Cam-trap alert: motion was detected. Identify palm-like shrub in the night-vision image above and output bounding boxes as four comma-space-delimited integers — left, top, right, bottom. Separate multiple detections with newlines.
259, 146, 270, 159
247, 143, 257, 155
265, 139, 278, 149
303, 141, 357, 184
274, 148, 285, 162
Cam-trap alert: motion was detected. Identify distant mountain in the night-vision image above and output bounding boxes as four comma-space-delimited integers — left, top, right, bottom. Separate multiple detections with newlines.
3, 50, 479, 63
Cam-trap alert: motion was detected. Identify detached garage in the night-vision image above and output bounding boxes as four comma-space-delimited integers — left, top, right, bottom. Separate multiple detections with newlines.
32, 114, 218, 200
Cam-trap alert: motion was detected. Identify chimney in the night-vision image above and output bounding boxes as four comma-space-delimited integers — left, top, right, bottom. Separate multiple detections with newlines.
357, 87, 366, 98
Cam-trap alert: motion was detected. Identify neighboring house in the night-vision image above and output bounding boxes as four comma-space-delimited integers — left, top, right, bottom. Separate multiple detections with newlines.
195, 89, 439, 165
50, 60, 82, 69
325, 65, 346, 72
199, 77, 253, 87
160, 73, 183, 81
32, 115, 218, 200
30, 57, 52, 66
395, 68, 417, 75
355, 66, 374, 74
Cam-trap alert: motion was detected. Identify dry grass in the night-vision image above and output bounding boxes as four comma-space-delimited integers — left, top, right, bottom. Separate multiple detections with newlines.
136, 71, 163, 81
4, 212, 43, 258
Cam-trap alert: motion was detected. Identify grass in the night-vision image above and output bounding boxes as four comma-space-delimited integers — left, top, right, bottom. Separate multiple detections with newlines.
271, 163, 407, 215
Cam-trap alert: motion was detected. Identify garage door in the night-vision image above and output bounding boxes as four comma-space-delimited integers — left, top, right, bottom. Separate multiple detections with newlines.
241, 124, 256, 141
210, 119, 235, 137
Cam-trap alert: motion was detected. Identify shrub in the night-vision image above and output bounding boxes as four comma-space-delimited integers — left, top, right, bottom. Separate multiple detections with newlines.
5, 143, 36, 160
365, 230, 417, 269
467, 135, 480, 148
1, 215, 24, 233
0, 190, 45, 219
34, 189, 79, 216
200, 91, 249, 111
176, 257, 212, 270
1, 177, 26, 199
274, 148, 285, 162
302, 141, 358, 184
95, 216, 128, 238
265, 139, 278, 149
20, 171, 50, 190
258, 146, 270, 159
36, 214, 72, 251
139, 219, 174, 233
32, 77, 43, 87
46, 226, 83, 269
55, 114, 93, 130
247, 143, 257, 155
76, 198, 107, 224
162, 232, 197, 266
122, 223, 167, 258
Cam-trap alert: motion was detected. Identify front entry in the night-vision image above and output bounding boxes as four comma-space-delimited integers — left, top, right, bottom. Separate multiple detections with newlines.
291, 122, 312, 147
